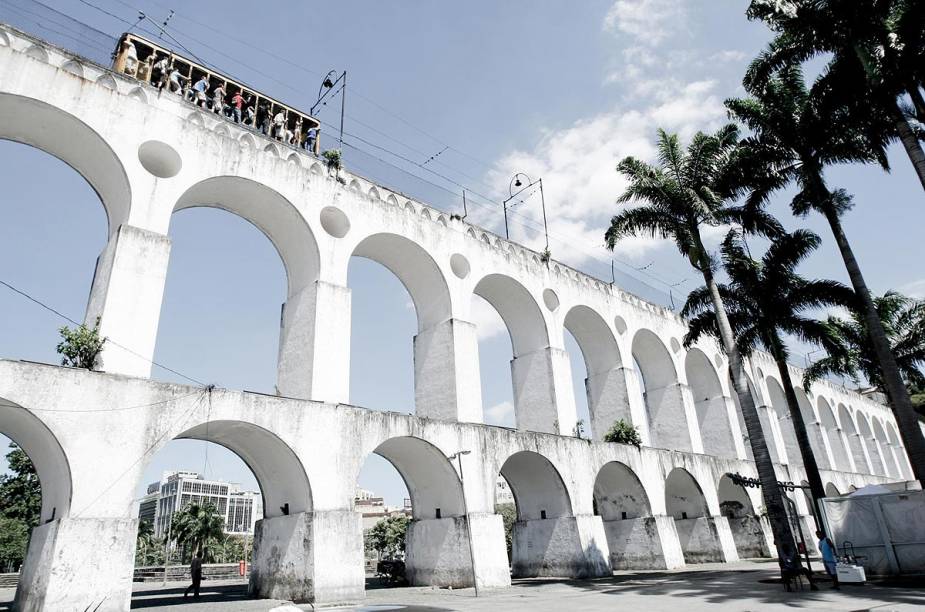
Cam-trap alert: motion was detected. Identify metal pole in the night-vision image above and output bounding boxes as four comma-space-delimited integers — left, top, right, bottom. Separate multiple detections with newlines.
503, 201, 510, 240
538, 179, 549, 251
162, 505, 172, 586
454, 452, 479, 597
339, 71, 346, 145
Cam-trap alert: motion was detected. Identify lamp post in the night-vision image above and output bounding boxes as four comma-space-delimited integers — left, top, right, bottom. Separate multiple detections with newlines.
448, 450, 479, 597
310, 69, 347, 145
502, 173, 549, 250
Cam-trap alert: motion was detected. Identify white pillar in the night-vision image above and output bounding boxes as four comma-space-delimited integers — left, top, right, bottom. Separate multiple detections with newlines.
624, 367, 653, 446
15, 517, 137, 612
839, 430, 858, 473
511, 347, 577, 435
414, 318, 482, 423
511, 515, 611, 578
585, 366, 632, 441
85, 224, 171, 378
250, 510, 364, 605
725, 396, 748, 460
602, 516, 685, 569
277, 280, 351, 403
679, 384, 705, 454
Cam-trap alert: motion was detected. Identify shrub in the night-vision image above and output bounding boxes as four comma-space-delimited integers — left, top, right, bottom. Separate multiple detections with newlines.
322, 148, 342, 172
56, 317, 106, 370
603, 419, 642, 448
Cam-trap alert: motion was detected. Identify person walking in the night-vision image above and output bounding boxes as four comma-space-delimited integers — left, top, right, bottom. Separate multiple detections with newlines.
193, 76, 209, 109
817, 530, 840, 589
184, 551, 204, 599
211, 83, 226, 115
273, 109, 287, 141
304, 126, 317, 153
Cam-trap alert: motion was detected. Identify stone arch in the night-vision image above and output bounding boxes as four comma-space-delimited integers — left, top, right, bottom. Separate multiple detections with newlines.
386, 194, 399, 207
563, 305, 625, 438
61, 59, 84, 78
367, 437, 464, 519
593, 461, 650, 520
766, 377, 802, 467
95, 73, 118, 90
728, 373, 768, 462
795, 387, 830, 470
367, 187, 380, 201
818, 397, 849, 471
473, 274, 548, 357
884, 422, 911, 479
871, 418, 895, 477
500, 451, 572, 521
0, 93, 131, 234
632, 329, 690, 451
25, 44, 48, 62
685, 348, 736, 458
173, 176, 320, 297
239, 133, 257, 149
838, 405, 868, 473
593, 461, 655, 569
718, 474, 769, 558
361, 436, 468, 587
665, 468, 708, 520
172, 420, 312, 518
127, 87, 147, 104
824, 482, 841, 497
214, 123, 230, 138
349, 233, 451, 332
0, 397, 72, 523
856, 413, 885, 475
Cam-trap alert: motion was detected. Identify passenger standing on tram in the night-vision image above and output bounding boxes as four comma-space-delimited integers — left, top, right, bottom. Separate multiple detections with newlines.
168, 66, 185, 94
304, 126, 317, 153
152, 55, 169, 88
231, 90, 245, 123
193, 75, 209, 108
293, 116, 304, 147
212, 82, 226, 114
273, 110, 287, 141
245, 98, 256, 127
256, 103, 270, 135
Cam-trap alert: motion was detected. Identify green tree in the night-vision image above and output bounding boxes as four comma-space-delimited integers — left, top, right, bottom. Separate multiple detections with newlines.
0, 517, 29, 572
804, 292, 925, 391
134, 520, 156, 567
602, 419, 642, 448
494, 503, 516, 561
366, 515, 409, 560
0, 444, 42, 527
746, 0, 925, 190
56, 317, 107, 370
727, 65, 925, 481
170, 502, 225, 561
606, 125, 803, 571
684, 229, 853, 513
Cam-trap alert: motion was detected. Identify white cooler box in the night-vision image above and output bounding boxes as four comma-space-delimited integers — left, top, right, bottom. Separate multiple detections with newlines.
836, 563, 866, 583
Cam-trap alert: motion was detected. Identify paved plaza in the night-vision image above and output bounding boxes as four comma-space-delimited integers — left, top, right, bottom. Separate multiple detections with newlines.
2, 560, 923, 611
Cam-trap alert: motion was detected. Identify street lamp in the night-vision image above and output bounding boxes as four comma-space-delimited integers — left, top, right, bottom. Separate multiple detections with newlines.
310, 69, 347, 145
448, 450, 479, 597
502, 173, 549, 250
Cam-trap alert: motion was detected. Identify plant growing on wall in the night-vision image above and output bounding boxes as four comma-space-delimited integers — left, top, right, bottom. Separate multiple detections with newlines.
603, 419, 642, 448
322, 148, 342, 172
540, 248, 551, 265
56, 317, 106, 370
572, 419, 586, 439
494, 503, 516, 561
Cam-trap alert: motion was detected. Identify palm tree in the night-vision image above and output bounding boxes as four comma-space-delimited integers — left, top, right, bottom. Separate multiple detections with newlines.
745, 0, 925, 191
136, 520, 155, 566
727, 65, 925, 482
684, 229, 855, 515
606, 125, 804, 571
804, 292, 925, 394
170, 502, 225, 561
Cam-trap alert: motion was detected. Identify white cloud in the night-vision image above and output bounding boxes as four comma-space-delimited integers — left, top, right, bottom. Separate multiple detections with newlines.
899, 279, 925, 299
603, 0, 685, 44
484, 400, 515, 426
484, 80, 726, 269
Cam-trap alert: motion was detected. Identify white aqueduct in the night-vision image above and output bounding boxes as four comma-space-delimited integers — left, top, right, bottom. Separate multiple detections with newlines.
0, 23, 915, 611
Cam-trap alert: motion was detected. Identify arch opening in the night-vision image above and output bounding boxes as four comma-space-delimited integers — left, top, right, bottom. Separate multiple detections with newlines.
728, 374, 769, 462
795, 389, 830, 470
685, 349, 736, 458
665, 468, 724, 564
857, 414, 885, 475
0, 93, 131, 235
593, 461, 653, 570
563, 306, 624, 440
818, 398, 850, 472
632, 330, 690, 451
838, 406, 868, 474
871, 419, 896, 478
718, 474, 770, 558
766, 378, 802, 468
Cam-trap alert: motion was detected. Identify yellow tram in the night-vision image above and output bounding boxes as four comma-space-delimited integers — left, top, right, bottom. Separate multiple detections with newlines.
112, 32, 321, 152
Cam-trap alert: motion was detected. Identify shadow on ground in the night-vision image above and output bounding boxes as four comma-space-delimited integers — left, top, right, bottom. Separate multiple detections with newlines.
131, 583, 250, 608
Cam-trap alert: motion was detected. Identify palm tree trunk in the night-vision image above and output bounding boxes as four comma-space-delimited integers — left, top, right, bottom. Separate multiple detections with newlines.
702, 267, 800, 568
823, 207, 925, 482
893, 101, 925, 193
770, 338, 827, 521
908, 87, 925, 122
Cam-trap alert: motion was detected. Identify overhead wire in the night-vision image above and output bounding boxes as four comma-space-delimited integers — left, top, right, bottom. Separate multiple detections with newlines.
60, 0, 693, 301
0, 278, 208, 387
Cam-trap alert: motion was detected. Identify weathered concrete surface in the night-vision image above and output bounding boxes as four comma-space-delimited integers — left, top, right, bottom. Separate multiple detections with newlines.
674, 517, 738, 564
727, 515, 771, 559
405, 517, 473, 588
466, 513, 511, 589
603, 516, 685, 570
15, 518, 137, 612
511, 516, 610, 578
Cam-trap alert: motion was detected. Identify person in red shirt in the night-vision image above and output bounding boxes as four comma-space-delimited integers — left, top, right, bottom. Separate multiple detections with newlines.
231, 90, 245, 123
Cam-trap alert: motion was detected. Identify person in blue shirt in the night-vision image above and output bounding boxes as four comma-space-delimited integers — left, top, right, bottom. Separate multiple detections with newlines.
817, 530, 840, 589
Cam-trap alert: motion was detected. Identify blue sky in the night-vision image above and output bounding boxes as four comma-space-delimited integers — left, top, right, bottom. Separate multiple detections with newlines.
1, 0, 923, 508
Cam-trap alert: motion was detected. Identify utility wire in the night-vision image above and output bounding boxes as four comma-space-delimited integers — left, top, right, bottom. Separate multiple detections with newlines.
0, 278, 208, 386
